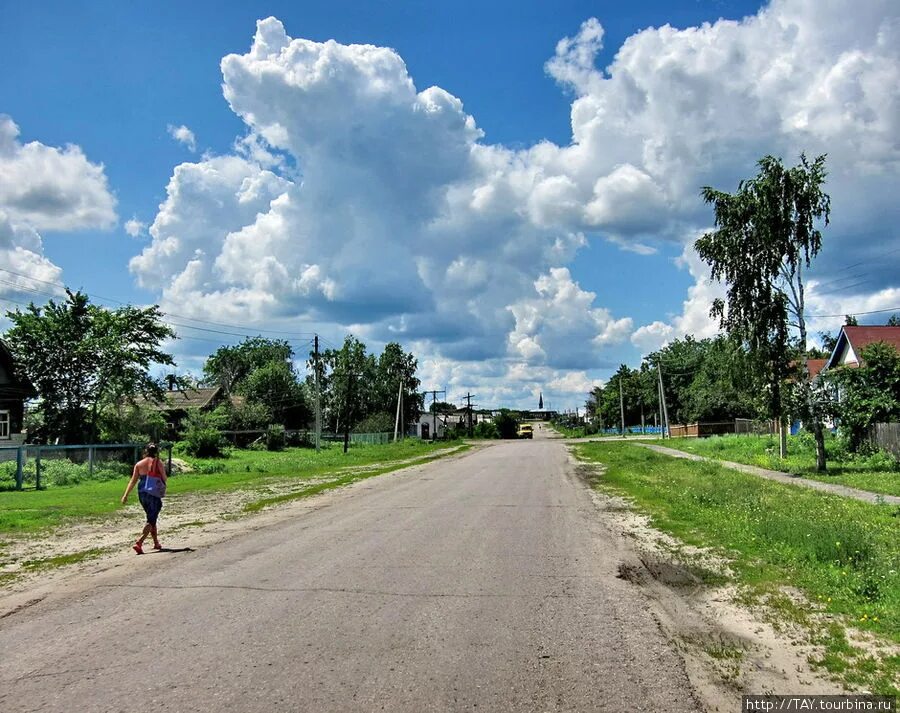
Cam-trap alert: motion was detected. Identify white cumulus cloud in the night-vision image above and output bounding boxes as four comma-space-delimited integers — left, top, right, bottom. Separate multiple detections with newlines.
130, 2, 900, 407
124, 217, 146, 237
0, 115, 116, 232
167, 124, 197, 152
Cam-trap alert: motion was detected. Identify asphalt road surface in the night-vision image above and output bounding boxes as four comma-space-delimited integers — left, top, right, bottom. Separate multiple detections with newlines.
0, 435, 699, 712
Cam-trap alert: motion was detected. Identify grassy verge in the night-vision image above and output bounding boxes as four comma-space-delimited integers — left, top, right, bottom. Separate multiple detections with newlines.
574, 441, 900, 694
650, 434, 900, 498
0, 440, 461, 535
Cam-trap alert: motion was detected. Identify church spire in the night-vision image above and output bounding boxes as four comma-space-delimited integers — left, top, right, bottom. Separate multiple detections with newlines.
539, 392, 543, 409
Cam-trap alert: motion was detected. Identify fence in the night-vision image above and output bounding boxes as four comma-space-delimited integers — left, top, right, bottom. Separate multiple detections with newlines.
868, 423, 900, 460
601, 426, 663, 435
318, 432, 393, 446
0, 442, 173, 491
735, 418, 777, 435
219, 429, 314, 448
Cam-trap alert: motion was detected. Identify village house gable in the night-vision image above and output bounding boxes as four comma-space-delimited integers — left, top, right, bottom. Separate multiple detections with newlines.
824, 326, 900, 371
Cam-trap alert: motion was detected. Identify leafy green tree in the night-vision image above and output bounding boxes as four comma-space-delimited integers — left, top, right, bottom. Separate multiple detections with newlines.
679, 337, 760, 422
429, 401, 456, 414
203, 338, 293, 394
203, 337, 308, 429
374, 342, 422, 431
4, 290, 176, 443
242, 360, 310, 428
319, 335, 373, 435
830, 342, 900, 452
494, 409, 518, 439
696, 154, 831, 468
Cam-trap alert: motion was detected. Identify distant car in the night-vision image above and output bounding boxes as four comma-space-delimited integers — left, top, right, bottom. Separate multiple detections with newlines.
517, 424, 533, 439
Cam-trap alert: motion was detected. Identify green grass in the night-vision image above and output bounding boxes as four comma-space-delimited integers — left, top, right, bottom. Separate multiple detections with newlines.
650, 433, 900, 498
574, 441, 900, 694
0, 440, 459, 535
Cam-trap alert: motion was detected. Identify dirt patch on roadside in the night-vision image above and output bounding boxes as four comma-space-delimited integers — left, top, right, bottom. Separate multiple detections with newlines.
574, 458, 843, 707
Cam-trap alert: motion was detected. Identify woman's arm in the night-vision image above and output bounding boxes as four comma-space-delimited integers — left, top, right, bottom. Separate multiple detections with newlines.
156, 457, 168, 482
121, 463, 141, 504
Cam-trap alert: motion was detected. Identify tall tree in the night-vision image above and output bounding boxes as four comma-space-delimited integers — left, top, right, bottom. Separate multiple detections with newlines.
5, 290, 176, 443
203, 337, 293, 394
695, 154, 831, 468
374, 342, 422, 429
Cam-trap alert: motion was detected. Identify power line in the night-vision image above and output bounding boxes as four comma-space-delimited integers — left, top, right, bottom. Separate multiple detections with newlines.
807, 306, 900, 318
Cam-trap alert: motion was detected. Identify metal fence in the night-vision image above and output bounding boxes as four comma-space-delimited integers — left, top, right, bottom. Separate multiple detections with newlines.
0, 442, 173, 491
735, 418, 777, 435
601, 426, 663, 435
868, 423, 900, 460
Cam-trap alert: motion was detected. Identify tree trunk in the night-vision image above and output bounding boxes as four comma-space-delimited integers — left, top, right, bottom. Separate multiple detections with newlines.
813, 419, 827, 472
779, 418, 787, 459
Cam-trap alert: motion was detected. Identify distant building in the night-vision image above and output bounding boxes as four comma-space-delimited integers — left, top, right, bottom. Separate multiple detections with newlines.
408, 412, 449, 440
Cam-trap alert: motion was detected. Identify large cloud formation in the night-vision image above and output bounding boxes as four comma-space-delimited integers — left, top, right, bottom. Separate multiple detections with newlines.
131, 1, 899, 405
0, 116, 116, 309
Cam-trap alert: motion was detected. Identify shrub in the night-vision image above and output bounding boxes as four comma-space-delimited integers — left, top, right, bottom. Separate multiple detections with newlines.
354, 412, 395, 434
266, 424, 286, 452
182, 409, 226, 458
494, 410, 518, 439
473, 421, 499, 439
183, 427, 224, 458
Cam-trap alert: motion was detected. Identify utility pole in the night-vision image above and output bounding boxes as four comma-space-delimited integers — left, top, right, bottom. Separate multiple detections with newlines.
657, 363, 670, 439
343, 370, 354, 454
618, 379, 625, 437
424, 389, 446, 441
393, 374, 403, 442
463, 392, 476, 436
314, 335, 321, 453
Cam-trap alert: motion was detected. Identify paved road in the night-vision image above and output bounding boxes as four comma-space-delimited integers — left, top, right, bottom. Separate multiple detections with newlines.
0, 438, 699, 712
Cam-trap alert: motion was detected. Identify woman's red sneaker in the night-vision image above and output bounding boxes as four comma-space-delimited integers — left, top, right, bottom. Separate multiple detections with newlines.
132, 542, 144, 555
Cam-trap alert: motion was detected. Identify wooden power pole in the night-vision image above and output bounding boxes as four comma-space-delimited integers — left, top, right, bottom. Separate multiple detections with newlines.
657, 362, 670, 439
424, 389, 446, 441
314, 335, 321, 453
393, 375, 403, 442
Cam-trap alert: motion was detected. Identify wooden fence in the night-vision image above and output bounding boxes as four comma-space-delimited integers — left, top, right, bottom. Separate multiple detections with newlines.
668, 421, 737, 438
868, 423, 900, 459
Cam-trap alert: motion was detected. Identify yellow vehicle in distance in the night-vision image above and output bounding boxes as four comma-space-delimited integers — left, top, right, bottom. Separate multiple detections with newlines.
517, 423, 533, 439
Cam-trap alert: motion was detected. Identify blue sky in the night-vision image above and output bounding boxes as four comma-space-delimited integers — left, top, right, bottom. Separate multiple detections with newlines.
1, 0, 898, 410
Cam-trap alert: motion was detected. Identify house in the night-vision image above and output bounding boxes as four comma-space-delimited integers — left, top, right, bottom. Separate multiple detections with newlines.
0, 339, 37, 447
408, 412, 449, 440
823, 326, 900, 370
135, 384, 228, 438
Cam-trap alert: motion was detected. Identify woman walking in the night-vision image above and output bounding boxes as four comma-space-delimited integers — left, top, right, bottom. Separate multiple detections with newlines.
121, 443, 167, 554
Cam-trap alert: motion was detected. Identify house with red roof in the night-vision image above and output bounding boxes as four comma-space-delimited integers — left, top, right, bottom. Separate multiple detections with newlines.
823, 326, 900, 370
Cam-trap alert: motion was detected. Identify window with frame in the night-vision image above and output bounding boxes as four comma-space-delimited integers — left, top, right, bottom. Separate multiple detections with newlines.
0, 411, 9, 439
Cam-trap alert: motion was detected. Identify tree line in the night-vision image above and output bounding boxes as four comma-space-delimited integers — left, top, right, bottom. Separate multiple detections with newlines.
584, 153, 900, 471
3, 290, 424, 445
